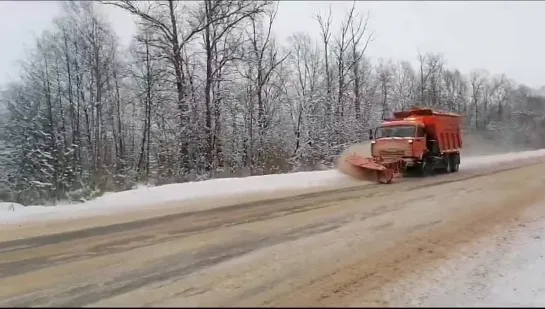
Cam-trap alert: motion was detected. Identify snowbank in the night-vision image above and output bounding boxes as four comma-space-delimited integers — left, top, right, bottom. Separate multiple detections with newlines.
461, 148, 545, 169
1, 148, 545, 224
0, 202, 25, 212
0, 169, 361, 224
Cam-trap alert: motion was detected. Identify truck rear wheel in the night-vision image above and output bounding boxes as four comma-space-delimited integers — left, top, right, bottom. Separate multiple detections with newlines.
450, 153, 460, 172
444, 154, 452, 173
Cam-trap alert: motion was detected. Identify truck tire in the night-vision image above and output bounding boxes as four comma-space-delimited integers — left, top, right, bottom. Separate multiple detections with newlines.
419, 156, 433, 177
444, 154, 451, 173
450, 153, 460, 172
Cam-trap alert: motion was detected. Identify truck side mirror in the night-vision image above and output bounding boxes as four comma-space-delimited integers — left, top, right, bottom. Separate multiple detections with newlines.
368, 129, 373, 140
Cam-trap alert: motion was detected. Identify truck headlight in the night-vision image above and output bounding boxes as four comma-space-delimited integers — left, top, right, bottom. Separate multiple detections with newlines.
408, 139, 413, 144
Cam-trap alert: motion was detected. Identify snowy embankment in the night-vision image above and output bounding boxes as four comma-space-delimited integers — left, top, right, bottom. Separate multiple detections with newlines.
1, 148, 545, 224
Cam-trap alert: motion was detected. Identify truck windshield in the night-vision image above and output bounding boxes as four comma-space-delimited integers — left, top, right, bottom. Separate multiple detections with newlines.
375, 126, 416, 139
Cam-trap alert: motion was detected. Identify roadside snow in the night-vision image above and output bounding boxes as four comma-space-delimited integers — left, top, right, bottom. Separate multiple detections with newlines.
1, 148, 545, 224
0, 169, 362, 224
461, 148, 545, 169
377, 204, 545, 307
0, 202, 24, 212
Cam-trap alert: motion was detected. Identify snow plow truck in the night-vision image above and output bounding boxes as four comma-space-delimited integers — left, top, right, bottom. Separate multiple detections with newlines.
346, 108, 462, 184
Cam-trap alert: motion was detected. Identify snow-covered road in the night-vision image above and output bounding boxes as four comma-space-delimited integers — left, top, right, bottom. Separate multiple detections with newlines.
369, 200, 545, 307
2, 149, 545, 306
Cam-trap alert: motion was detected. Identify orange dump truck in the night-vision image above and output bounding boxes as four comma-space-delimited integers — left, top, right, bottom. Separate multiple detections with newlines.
346, 108, 462, 183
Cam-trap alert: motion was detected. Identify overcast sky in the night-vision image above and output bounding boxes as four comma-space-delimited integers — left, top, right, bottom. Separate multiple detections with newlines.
1, 1, 544, 88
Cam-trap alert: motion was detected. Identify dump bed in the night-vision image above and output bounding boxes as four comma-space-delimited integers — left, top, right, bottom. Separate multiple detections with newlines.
393, 108, 462, 153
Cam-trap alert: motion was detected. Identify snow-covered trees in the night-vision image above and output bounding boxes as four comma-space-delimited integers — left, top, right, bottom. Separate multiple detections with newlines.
0, 2, 123, 204
1, 0, 545, 205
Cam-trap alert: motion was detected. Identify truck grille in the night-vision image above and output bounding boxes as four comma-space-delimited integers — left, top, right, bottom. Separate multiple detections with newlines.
379, 150, 405, 156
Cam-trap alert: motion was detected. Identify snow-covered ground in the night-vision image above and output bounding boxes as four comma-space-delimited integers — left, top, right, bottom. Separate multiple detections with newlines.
378, 202, 545, 307
1, 148, 545, 225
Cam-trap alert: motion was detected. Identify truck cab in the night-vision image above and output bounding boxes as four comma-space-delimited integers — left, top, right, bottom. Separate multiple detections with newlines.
369, 108, 462, 175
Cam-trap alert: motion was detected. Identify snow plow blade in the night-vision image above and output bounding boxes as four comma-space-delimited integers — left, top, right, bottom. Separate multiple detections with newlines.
345, 154, 402, 184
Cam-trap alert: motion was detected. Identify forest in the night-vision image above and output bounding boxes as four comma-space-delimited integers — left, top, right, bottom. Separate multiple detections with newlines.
1, 0, 545, 205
